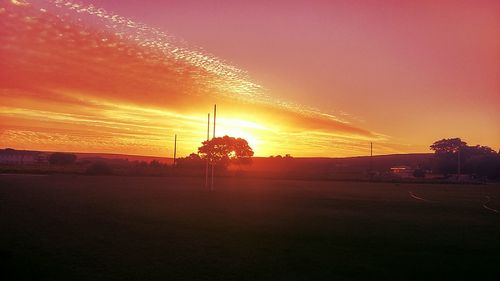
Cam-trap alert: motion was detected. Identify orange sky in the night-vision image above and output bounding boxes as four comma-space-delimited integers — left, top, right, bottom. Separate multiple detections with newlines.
1, 0, 499, 157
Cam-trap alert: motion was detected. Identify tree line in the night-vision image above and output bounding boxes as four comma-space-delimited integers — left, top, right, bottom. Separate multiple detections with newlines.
430, 138, 500, 179
36, 136, 500, 180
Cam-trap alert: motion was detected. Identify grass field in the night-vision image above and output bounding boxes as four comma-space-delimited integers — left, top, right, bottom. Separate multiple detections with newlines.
1, 175, 500, 280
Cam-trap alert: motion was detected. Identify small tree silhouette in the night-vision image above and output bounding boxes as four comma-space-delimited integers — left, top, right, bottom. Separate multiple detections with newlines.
176, 153, 205, 169
198, 135, 254, 168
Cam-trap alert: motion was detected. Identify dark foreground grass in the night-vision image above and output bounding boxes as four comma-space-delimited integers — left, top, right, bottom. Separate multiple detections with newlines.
1, 175, 500, 280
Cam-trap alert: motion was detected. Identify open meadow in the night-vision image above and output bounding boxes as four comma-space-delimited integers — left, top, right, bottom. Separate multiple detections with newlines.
1, 175, 500, 280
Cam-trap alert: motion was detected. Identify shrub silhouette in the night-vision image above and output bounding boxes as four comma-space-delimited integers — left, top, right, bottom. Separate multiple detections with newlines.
176, 153, 205, 169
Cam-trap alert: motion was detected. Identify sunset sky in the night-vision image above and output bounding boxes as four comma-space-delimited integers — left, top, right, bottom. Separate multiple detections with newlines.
1, 0, 499, 157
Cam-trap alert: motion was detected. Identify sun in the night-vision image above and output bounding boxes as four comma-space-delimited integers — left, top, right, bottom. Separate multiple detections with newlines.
216, 118, 263, 154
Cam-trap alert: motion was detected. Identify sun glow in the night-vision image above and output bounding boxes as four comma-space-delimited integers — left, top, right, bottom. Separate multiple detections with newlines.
215, 117, 276, 155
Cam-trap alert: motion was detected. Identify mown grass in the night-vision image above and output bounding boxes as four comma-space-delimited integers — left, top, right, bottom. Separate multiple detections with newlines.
1, 175, 499, 280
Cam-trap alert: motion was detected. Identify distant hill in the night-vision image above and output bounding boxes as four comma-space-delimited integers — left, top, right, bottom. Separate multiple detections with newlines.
2, 148, 435, 179
0, 148, 173, 164
2, 148, 431, 171
74, 152, 173, 164
244, 153, 433, 174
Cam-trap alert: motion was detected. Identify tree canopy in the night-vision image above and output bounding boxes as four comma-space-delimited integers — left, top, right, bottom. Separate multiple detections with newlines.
198, 135, 254, 167
430, 138, 467, 155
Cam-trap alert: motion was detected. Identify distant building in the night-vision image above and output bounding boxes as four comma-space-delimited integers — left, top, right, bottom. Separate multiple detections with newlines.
0, 149, 49, 165
390, 165, 414, 178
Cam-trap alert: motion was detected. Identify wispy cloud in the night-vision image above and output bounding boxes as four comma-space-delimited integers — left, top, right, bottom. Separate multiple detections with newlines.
0, 0, 402, 156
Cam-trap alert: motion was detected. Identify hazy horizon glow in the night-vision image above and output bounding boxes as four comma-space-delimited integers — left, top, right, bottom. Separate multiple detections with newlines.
1, 0, 498, 157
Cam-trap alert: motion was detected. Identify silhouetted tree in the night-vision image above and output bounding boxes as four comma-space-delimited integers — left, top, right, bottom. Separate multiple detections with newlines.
176, 153, 205, 169
49, 152, 77, 165
462, 146, 499, 179
149, 160, 165, 168
185, 153, 202, 161
430, 138, 466, 175
198, 135, 254, 168
463, 145, 496, 157
269, 154, 293, 160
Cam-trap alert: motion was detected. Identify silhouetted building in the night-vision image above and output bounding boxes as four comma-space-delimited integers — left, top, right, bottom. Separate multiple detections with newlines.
390, 165, 414, 178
